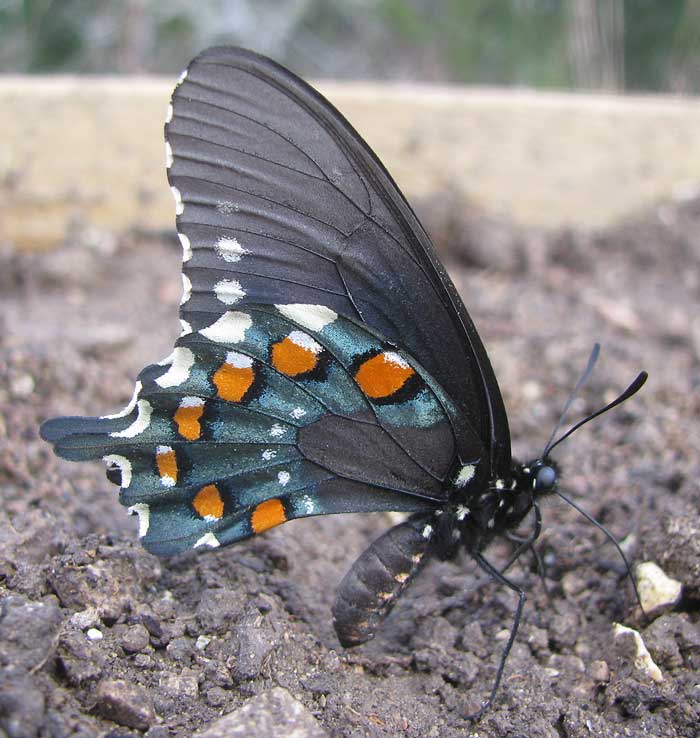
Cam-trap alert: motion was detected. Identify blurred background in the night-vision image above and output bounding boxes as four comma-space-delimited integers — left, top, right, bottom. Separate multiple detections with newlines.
1, 0, 700, 93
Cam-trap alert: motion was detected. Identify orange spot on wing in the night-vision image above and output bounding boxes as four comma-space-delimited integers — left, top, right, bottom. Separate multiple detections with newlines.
354, 352, 415, 399
251, 498, 287, 534
271, 335, 319, 376
213, 355, 255, 402
156, 446, 178, 484
174, 399, 204, 440
193, 484, 224, 520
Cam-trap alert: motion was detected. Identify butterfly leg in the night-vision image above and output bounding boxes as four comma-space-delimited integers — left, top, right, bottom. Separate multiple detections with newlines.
464, 553, 526, 721
332, 512, 434, 648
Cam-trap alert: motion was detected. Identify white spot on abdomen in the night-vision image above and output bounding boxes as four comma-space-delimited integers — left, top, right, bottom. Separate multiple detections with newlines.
214, 279, 245, 305
275, 304, 337, 332
199, 311, 252, 344
155, 347, 194, 388
216, 236, 248, 262
455, 464, 476, 488
111, 400, 152, 438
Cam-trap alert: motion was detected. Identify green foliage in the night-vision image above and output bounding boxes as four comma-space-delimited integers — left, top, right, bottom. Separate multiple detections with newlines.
0, 0, 699, 92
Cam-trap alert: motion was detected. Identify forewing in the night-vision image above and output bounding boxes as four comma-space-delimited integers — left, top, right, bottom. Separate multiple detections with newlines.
167, 46, 510, 473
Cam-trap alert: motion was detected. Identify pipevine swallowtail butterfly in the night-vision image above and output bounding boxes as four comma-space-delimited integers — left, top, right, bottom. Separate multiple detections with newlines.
40, 47, 647, 717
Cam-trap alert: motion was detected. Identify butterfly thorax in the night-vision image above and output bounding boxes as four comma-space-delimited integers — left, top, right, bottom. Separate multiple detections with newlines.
432, 458, 559, 560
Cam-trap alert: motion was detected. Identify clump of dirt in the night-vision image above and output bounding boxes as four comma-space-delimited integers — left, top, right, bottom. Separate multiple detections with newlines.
1, 193, 698, 737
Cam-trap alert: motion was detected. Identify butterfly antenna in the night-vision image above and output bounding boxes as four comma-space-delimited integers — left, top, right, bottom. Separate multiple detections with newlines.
544, 370, 648, 458
556, 490, 646, 615
542, 343, 601, 458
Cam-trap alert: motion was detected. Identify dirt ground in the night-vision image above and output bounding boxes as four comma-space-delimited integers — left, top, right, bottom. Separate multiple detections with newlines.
1, 191, 699, 738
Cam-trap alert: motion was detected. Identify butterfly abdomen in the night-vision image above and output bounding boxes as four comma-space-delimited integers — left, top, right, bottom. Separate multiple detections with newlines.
332, 512, 435, 647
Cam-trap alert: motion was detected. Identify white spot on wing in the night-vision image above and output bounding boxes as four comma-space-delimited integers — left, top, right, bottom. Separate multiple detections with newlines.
225, 351, 253, 368
171, 186, 184, 215
178, 232, 192, 262
288, 330, 322, 354
155, 347, 194, 388
103, 454, 132, 488
128, 503, 150, 537
214, 278, 245, 305
101, 381, 142, 419
302, 495, 315, 514
262, 449, 277, 461
278, 471, 290, 486
216, 236, 248, 263
179, 320, 192, 336
111, 400, 152, 438
180, 396, 204, 409
290, 407, 306, 420
269, 423, 286, 438
180, 274, 192, 305
199, 312, 252, 344
422, 524, 433, 539
456, 505, 469, 521
455, 464, 476, 488
165, 141, 173, 169
275, 304, 337, 332
194, 532, 220, 549
383, 351, 410, 369
165, 103, 173, 123
177, 68, 188, 85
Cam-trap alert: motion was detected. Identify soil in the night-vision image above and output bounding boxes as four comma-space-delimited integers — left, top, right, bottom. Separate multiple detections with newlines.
1, 192, 699, 738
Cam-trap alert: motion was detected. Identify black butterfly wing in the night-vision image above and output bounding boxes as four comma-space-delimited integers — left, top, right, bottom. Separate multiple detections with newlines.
167, 46, 511, 477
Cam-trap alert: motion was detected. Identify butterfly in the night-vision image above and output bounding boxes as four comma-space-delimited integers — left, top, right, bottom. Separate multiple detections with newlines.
40, 46, 647, 717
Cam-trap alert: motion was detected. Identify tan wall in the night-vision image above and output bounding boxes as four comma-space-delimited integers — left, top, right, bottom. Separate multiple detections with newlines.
2, 76, 700, 249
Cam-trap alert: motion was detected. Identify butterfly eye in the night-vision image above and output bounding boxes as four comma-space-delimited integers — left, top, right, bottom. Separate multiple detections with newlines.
535, 465, 557, 491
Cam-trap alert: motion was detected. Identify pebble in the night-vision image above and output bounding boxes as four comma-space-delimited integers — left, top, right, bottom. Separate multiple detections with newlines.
613, 623, 663, 683
95, 679, 155, 730
70, 607, 101, 631
87, 628, 103, 641
121, 624, 151, 653
635, 561, 683, 614
589, 660, 610, 682
194, 687, 329, 738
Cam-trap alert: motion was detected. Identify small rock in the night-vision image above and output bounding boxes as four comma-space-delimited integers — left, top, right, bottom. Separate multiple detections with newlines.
231, 612, 277, 682
9, 373, 35, 398
613, 623, 663, 683
58, 631, 104, 685
206, 686, 229, 707
121, 624, 151, 653
589, 659, 610, 682
0, 676, 46, 738
145, 727, 171, 738
196, 589, 246, 634
70, 607, 101, 630
0, 595, 63, 676
87, 628, 103, 641
95, 679, 155, 730
159, 671, 199, 699
195, 635, 212, 651
635, 561, 683, 615
194, 687, 329, 738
